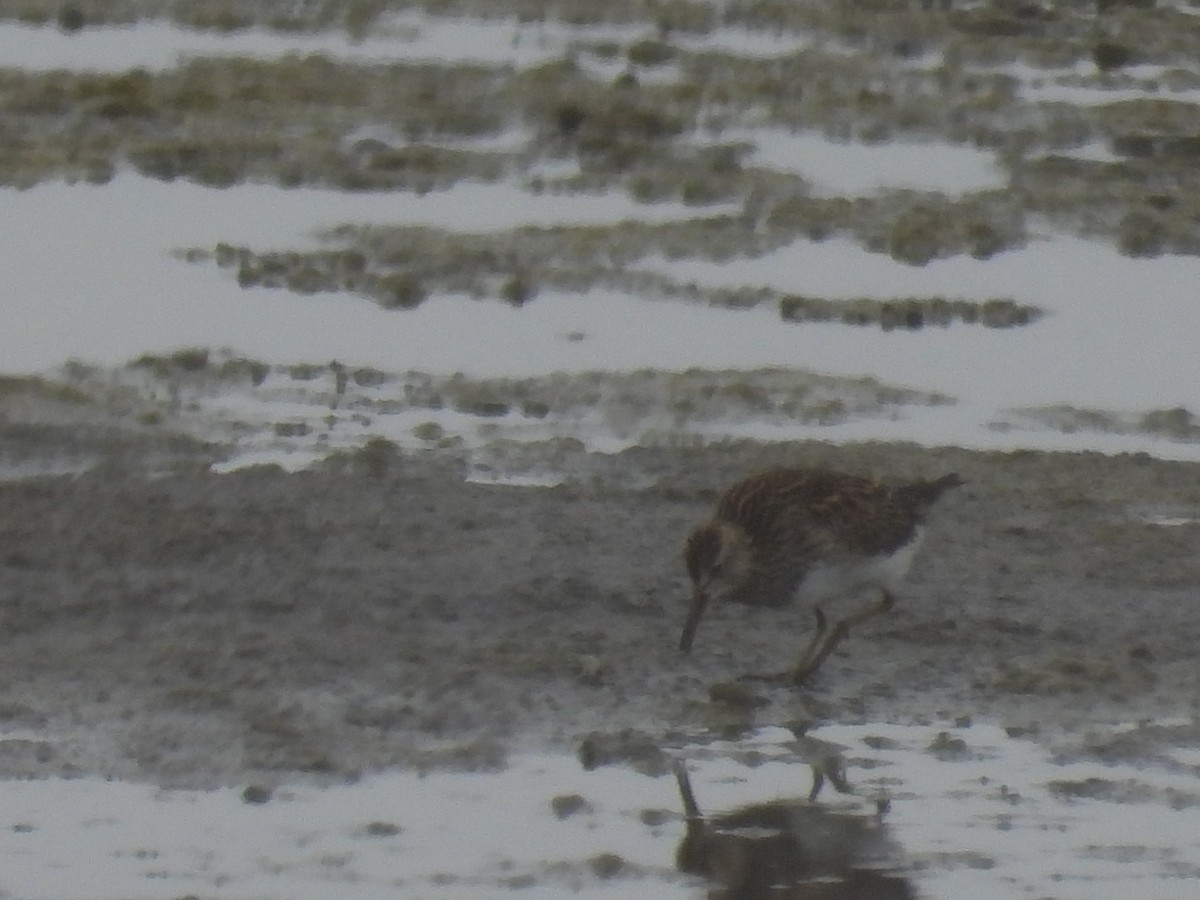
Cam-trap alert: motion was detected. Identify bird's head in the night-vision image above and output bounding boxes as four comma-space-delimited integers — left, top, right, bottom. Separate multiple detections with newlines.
680, 520, 752, 653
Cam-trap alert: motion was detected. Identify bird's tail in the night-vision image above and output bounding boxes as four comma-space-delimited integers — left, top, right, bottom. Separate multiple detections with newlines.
896, 473, 964, 511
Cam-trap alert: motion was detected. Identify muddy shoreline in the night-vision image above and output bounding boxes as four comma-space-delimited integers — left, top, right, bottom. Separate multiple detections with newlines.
1, 408, 1197, 789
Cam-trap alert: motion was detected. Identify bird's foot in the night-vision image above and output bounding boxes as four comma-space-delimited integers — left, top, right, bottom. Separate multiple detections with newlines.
790, 665, 817, 687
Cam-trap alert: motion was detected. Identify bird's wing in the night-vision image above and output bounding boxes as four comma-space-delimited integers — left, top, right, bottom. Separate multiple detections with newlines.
720, 469, 917, 558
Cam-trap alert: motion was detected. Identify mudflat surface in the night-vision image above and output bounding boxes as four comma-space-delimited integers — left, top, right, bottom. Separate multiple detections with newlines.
1, 410, 1198, 789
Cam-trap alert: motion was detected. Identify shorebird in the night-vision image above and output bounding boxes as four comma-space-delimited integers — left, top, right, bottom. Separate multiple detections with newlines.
681, 467, 962, 684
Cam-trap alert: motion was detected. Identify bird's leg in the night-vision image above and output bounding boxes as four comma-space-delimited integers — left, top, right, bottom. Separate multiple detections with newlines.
739, 606, 828, 683
791, 605, 829, 676
791, 589, 896, 685
734, 607, 830, 681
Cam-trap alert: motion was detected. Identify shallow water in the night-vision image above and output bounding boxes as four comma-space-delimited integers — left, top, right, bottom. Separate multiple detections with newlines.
144, 356, 1200, 480
0, 14, 640, 72
660, 234, 1200, 413
5, 174, 1200, 460
718, 128, 1007, 196
3, 16, 1199, 460
2, 721, 1198, 899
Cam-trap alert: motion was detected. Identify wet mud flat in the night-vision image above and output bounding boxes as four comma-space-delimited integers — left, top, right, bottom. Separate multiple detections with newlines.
3, 405, 1200, 896
3, 3, 1200, 893
1, 409, 1198, 789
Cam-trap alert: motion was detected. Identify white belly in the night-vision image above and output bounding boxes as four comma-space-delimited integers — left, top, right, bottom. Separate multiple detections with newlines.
794, 528, 924, 605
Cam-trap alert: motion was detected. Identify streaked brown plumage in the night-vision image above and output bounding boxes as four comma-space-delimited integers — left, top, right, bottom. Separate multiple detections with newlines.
681, 467, 962, 684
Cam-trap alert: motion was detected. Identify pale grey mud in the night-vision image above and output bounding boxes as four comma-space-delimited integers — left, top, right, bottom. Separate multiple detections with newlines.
1, 399, 1198, 789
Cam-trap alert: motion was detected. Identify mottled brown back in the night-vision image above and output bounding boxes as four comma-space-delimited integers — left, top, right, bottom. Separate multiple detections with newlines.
713, 468, 959, 606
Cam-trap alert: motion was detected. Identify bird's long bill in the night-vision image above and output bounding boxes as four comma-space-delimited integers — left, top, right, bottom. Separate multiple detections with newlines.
679, 590, 709, 653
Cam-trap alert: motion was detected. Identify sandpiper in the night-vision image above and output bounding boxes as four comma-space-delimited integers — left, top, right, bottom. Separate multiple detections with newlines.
681, 467, 962, 684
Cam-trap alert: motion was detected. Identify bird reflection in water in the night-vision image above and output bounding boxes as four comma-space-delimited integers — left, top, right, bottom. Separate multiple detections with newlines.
674, 760, 914, 899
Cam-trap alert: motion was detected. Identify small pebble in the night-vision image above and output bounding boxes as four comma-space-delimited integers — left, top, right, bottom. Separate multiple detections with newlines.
242, 785, 273, 805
